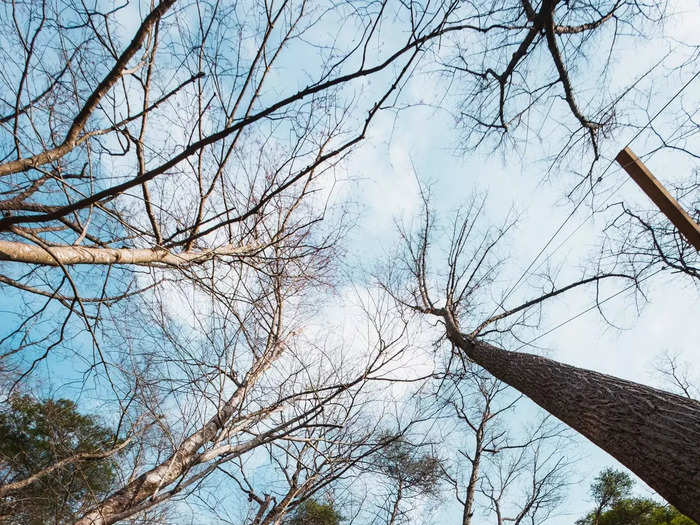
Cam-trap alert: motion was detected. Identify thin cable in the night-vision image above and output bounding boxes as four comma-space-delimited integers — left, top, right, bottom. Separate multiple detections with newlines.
484, 67, 700, 325
514, 267, 664, 351
528, 69, 700, 276
530, 149, 650, 272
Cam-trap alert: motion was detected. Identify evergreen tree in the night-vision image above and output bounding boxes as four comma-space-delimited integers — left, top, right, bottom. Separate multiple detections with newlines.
0, 396, 119, 524
576, 469, 696, 525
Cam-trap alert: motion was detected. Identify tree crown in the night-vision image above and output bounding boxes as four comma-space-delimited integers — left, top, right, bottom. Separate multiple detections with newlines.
0, 396, 119, 524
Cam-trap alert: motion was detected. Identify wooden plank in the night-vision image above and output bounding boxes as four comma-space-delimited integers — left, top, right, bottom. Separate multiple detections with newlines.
615, 147, 700, 251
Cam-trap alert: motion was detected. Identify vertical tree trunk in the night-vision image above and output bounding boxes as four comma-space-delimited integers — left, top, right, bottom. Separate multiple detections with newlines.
462, 434, 482, 525
388, 481, 403, 525
593, 506, 603, 525
445, 326, 700, 520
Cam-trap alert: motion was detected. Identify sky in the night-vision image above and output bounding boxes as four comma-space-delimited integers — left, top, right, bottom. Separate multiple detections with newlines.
1, 1, 698, 523
329, 2, 700, 521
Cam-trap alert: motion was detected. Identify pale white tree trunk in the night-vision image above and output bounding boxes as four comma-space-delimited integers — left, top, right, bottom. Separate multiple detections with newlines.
74, 345, 282, 525
0, 240, 258, 266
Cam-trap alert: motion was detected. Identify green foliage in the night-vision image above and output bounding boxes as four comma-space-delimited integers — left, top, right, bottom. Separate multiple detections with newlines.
0, 395, 119, 524
285, 499, 342, 525
590, 468, 634, 509
576, 468, 696, 525
576, 497, 697, 525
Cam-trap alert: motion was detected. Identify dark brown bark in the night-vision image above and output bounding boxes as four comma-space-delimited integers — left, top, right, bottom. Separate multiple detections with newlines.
443, 321, 700, 520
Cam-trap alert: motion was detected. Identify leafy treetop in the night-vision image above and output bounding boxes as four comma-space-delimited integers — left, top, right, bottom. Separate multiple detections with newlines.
576, 468, 696, 525
0, 396, 119, 525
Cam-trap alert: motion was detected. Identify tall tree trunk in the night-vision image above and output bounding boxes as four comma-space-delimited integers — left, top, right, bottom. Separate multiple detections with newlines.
462, 434, 482, 525
442, 317, 700, 520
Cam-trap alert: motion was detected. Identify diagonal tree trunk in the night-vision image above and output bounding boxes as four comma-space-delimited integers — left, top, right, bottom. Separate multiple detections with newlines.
439, 313, 700, 521
0, 240, 259, 266
73, 342, 284, 525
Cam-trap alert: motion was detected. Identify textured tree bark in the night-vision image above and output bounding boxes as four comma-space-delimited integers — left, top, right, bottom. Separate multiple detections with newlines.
0, 240, 258, 266
443, 322, 700, 520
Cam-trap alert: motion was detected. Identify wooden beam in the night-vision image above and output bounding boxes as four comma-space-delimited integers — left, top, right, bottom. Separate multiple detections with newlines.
615, 147, 700, 251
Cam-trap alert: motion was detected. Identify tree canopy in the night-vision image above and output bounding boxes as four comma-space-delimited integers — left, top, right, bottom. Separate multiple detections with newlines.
579, 499, 697, 525
576, 469, 697, 525
0, 396, 120, 524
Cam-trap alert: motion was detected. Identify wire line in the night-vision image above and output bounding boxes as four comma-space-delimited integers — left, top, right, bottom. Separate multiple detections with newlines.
514, 267, 664, 350
483, 67, 700, 328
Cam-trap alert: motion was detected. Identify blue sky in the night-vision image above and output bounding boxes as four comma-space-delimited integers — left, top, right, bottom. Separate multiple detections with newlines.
329, 1, 700, 520
1, 0, 698, 522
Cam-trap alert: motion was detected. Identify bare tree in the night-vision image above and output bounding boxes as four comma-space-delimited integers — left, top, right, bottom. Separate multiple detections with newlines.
0, 0, 694, 523
436, 0, 665, 162
0, 2, 471, 518
210, 397, 401, 524
478, 421, 570, 525
653, 352, 698, 401
72, 263, 430, 524
603, 169, 700, 281
384, 190, 700, 520
0, 0, 678, 282
433, 358, 571, 525
592, 81, 700, 283
0, 0, 488, 381
1, 209, 433, 524
437, 365, 520, 525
